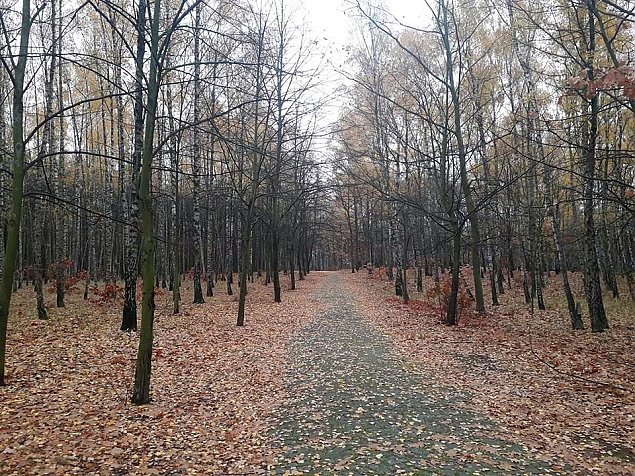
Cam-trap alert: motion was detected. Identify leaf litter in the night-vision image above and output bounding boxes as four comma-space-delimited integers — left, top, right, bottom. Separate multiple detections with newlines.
270, 272, 552, 475
0, 273, 324, 475
348, 269, 635, 476
3, 269, 632, 475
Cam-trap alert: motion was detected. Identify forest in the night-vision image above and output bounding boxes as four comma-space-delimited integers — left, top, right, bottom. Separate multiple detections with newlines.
333, 0, 634, 328
0, 0, 634, 474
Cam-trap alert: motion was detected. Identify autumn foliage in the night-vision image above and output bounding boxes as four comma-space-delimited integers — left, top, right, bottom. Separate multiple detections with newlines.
89, 282, 124, 304
566, 64, 635, 99
0, 274, 323, 475
425, 272, 474, 324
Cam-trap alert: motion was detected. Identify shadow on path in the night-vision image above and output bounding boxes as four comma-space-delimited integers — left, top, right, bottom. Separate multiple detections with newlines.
270, 273, 556, 475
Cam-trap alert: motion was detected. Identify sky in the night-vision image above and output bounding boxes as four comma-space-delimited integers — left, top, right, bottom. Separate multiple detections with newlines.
285, 0, 432, 162
299, 0, 430, 63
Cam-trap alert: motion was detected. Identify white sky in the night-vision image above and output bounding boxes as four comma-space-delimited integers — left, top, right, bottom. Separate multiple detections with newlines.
286, 0, 432, 163
299, 0, 430, 62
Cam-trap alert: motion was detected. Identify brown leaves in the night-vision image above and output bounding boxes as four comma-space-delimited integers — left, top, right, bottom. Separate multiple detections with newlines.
348, 270, 635, 475
0, 273, 323, 475
566, 65, 635, 100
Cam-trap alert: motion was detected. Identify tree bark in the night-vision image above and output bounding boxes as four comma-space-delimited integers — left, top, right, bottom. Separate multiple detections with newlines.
121, 0, 147, 332
583, 0, 608, 332
0, 0, 34, 385
439, 0, 485, 314
191, 1, 205, 304
446, 221, 461, 326
131, 0, 162, 405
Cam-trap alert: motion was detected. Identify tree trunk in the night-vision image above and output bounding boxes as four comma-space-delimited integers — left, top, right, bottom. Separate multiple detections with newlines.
206, 272, 214, 297
446, 223, 461, 326
166, 79, 180, 315
122, 0, 147, 332
33, 215, 48, 321
489, 251, 499, 306
237, 217, 251, 327
0, 0, 33, 385
131, 0, 161, 405
583, 1, 608, 332
439, 1, 484, 314
191, 2, 205, 305
55, 264, 65, 307
289, 246, 296, 290
552, 213, 583, 329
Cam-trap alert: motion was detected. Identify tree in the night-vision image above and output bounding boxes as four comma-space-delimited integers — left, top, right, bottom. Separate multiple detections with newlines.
130, 0, 163, 404
131, 0, 201, 404
580, 0, 609, 331
191, 0, 205, 304
0, 0, 44, 385
121, 0, 147, 332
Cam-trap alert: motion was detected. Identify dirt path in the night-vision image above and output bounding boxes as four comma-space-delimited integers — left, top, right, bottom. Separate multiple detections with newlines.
271, 272, 554, 475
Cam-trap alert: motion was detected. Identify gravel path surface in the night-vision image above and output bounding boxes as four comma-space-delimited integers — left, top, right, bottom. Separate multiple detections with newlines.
270, 272, 555, 475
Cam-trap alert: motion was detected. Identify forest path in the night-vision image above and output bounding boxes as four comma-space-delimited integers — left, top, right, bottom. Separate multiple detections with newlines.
270, 272, 553, 475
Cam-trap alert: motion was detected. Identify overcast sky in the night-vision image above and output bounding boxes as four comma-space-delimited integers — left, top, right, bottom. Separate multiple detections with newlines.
279, 0, 432, 165
300, 0, 428, 57
293, 1, 429, 136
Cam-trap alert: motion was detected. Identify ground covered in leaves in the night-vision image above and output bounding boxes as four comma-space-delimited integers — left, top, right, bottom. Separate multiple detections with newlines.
348, 268, 635, 476
0, 273, 324, 475
3, 269, 634, 475
271, 273, 550, 475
